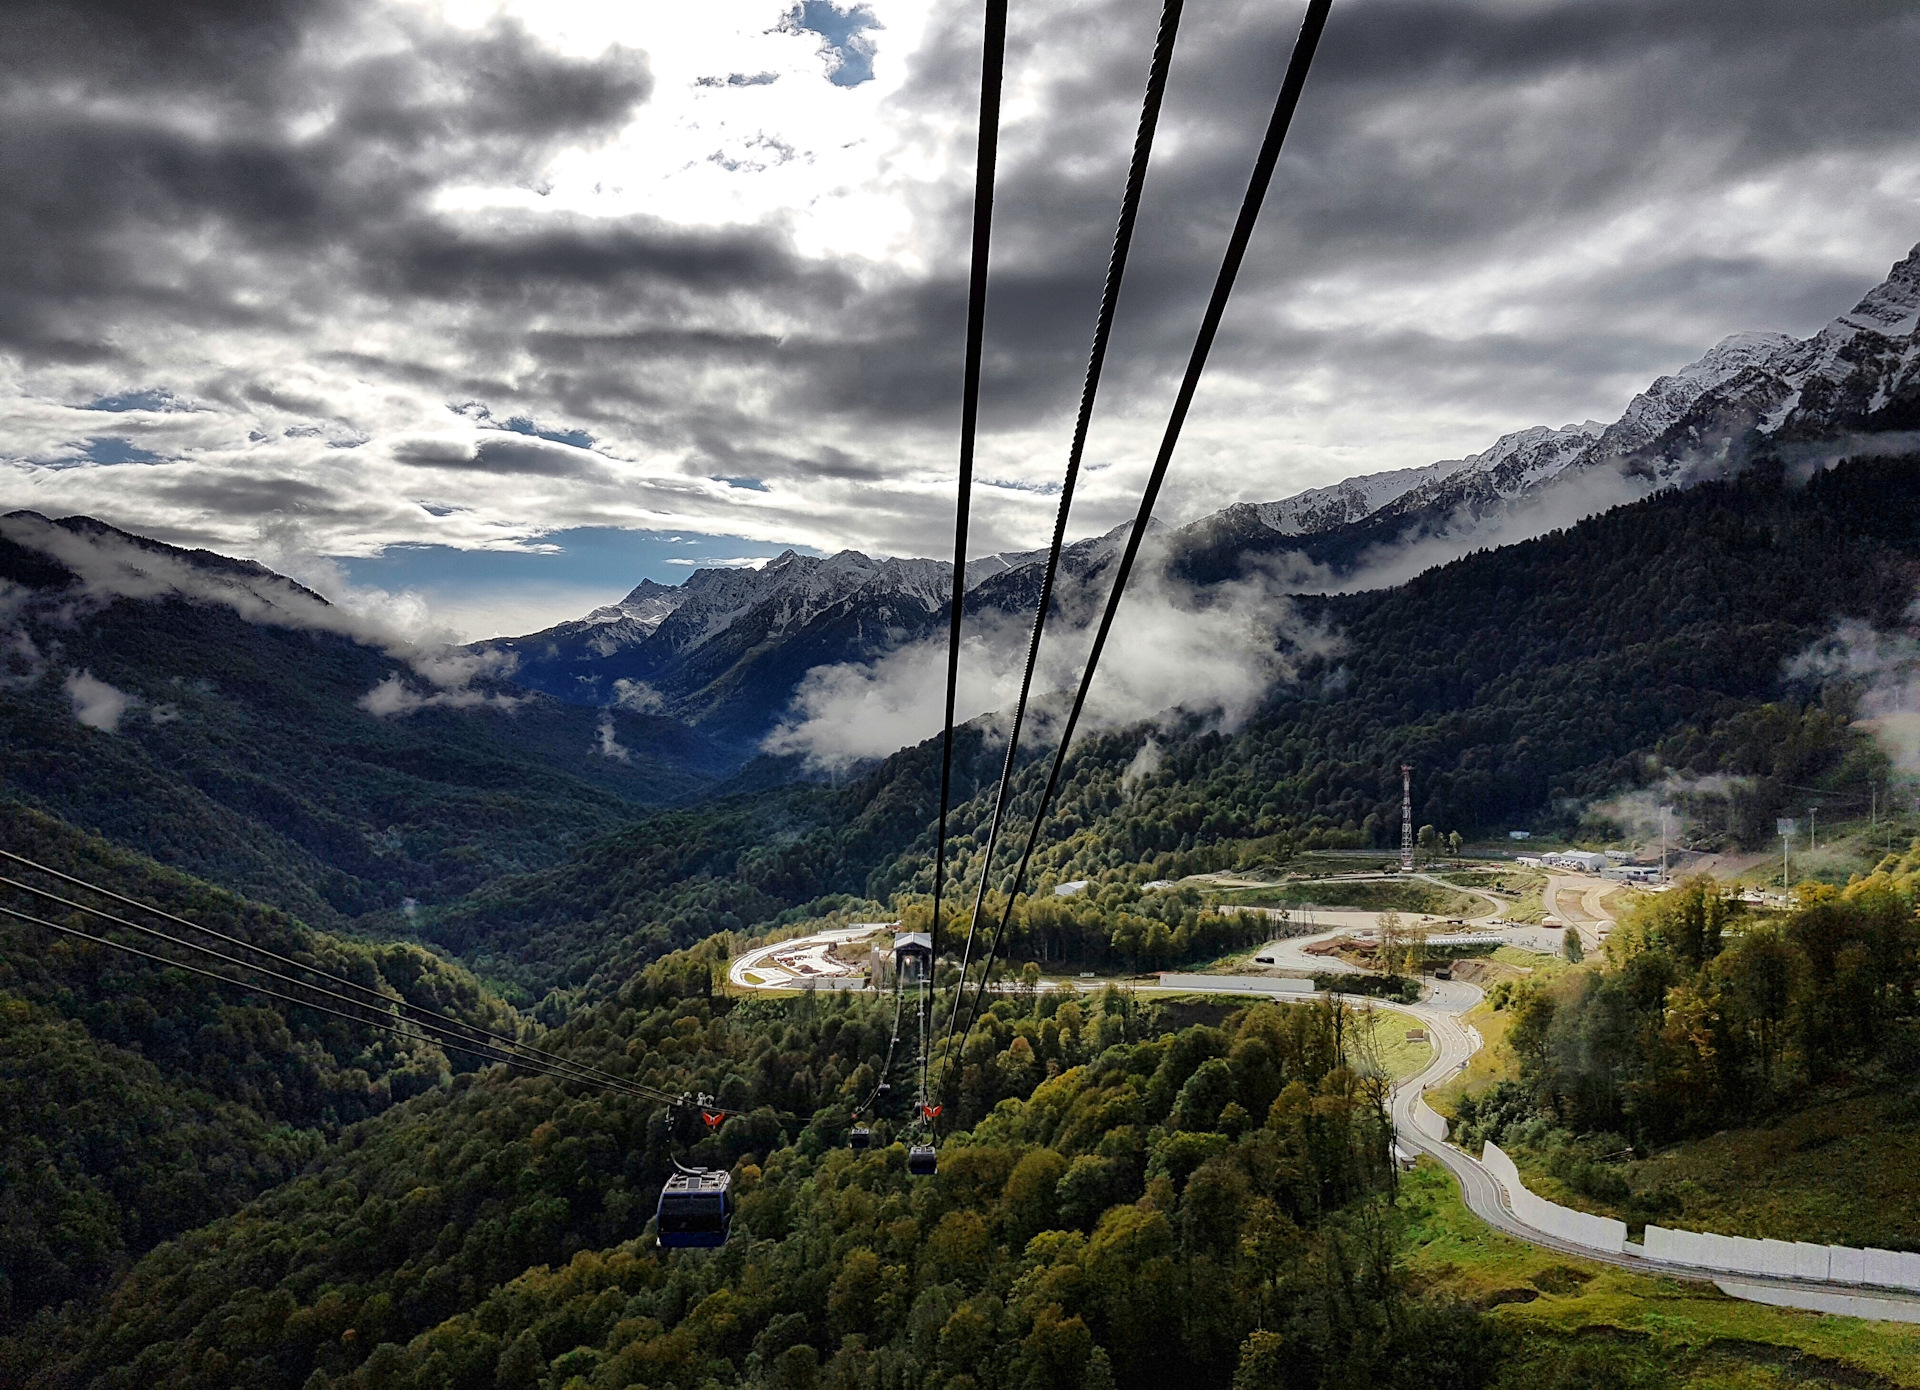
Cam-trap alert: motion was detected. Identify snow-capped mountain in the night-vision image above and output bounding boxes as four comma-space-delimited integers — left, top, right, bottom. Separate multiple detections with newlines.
492, 241, 1920, 746
490, 525, 1142, 743
1226, 241, 1920, 549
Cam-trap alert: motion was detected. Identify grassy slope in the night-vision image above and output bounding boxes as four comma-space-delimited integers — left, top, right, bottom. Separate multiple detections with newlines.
1428, 998, 1521, 1120
1354, 1007, 1437, 1081
1401, 1161, 1920, 1388
1512, 1090, 1920, 1250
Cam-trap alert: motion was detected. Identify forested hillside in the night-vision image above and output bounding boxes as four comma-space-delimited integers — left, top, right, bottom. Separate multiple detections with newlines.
0, 517, 740, 924
7, 945, 1510, 1390
9, 458, 1920, 1388
0, 805, 522, 1327
417, 453, 1918, 1005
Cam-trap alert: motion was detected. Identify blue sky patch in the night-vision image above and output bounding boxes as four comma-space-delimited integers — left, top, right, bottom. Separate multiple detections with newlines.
500, 415, 595, 449
336, 526, 818, 637
715, 476, 771, 492
791, 1, 881, 87
697, 71, 780, 88
84, 389, 192, 413
80, 436, 165, 464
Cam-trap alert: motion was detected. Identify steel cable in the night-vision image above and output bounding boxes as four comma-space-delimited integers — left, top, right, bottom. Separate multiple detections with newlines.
926, 0, 1010, 1112
0, 902, 653, 1095
939, 0, 1187, 1096
950, 0, 1336, 1065
0, 858, 676, 1105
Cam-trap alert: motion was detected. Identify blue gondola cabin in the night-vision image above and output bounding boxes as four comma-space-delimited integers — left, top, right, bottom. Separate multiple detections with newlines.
656, 1169, 733, 1248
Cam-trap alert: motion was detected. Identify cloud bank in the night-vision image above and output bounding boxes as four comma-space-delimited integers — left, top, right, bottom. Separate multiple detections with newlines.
1, 0, 1917, 622
762, 553, 1342, 769
0, 512, 517, 717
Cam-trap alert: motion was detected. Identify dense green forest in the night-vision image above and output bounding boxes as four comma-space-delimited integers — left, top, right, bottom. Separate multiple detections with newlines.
1453, 869, 1920, 1211
0, 520, 740, 925
0, 806, 521, 1327
12, 456, 1920, 1387
5, 919, 1511, 1390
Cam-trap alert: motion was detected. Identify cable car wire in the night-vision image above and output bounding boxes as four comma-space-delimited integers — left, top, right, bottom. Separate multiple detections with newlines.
948, 0, 1336, 1069
940, 0, 1187, 1088
0, 901, 648, 1093
0, 864, 683, 1106
0, 852, 687, 1105
926, 0, 1010, 1114
848, 969, 908, 1122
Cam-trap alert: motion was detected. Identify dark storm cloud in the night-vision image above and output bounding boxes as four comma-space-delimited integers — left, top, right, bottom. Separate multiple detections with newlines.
808, 0, 1920, 446
393, 435, 612, 480
157, 474, 343, 514
0, 0, 681, 356
382, 216, 851, 304
2, 0, 1917, 563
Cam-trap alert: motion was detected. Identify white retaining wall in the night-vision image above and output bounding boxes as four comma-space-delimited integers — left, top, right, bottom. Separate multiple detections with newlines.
1481, 1143, 1628, 1254
1482, 1144, 1920, 1291
1630, 1217, 1920, 1294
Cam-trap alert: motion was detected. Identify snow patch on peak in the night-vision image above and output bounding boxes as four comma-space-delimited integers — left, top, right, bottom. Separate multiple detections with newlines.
1837, 242, 1920, 339
1684, 331, 1799, 377
1251, 463, 1460, 536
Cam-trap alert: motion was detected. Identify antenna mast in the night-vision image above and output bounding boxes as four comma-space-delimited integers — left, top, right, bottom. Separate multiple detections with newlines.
1400, 764, 1414, 872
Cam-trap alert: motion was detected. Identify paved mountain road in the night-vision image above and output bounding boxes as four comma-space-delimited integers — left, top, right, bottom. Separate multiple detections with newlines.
726, 925, 1920, 1322
1382, 988, 1920, 1324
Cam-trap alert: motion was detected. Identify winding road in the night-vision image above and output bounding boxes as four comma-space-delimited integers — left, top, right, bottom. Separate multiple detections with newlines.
1381, 988, 1920, 1324
727, 922, 1920, 1323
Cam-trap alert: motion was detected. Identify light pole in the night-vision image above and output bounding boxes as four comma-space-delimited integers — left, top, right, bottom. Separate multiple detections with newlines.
1808, 806, 1817, 854
1778, 818, 1796, 891
1660, 805, 1672, 883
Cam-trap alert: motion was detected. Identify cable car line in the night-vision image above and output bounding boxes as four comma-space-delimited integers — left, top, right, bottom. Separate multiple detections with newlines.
926, 0, 1010, 1124
846, 967, 909, 1145
0, 851, 715, 1108
939, 0, 1187, 1093
946, 0, 1336, 1074
0, 866, 686, 1107
0, 901, 651, 1093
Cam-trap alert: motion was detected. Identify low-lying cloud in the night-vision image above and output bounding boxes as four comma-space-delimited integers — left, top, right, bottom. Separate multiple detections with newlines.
1272, 464, 1661, 597
64, 669, 136, 732
761, 553, 1343, 771
356, 675, 523, 718
0, 512, 519, 719
593, 712, 633, 760
1790, 612, 1920, 774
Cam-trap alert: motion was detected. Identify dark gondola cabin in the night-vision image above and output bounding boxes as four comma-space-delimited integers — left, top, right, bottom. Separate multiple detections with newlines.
908, 1144, 937, 1177
656, 1169, 733, 1248
850, 1125, 872, 1150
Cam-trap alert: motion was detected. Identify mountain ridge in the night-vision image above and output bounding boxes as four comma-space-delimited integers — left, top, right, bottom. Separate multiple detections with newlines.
484, 241, 1920, 746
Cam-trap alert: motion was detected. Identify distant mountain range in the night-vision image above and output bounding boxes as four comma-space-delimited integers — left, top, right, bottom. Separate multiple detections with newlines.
0, 511, 741, 922
1, 238, 1914, 924
492, 241, 1920, 745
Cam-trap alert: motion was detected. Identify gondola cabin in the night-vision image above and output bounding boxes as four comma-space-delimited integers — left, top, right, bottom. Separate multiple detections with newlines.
656, 1169, 733, 1249
850, 1125, 872, 1151
908, 1144, 938, 1177
893, 932, 933, 984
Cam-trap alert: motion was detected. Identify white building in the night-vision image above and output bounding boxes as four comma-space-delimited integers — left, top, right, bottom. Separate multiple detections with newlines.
1542, 851, 1609, 873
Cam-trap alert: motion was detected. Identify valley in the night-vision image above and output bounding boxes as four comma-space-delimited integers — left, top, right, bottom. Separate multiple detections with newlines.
3, 250, 1920, 1386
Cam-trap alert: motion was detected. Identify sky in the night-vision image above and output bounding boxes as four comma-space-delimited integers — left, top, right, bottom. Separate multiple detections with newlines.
2, 0, 1919, 638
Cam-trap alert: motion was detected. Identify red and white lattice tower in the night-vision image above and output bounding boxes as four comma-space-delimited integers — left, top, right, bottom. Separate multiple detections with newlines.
1400, 764, 1414, 872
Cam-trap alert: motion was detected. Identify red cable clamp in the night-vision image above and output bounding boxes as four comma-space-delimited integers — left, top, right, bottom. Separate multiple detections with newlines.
921, 1104, 943, 1120
701, 1111, 724, 1130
